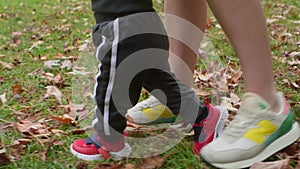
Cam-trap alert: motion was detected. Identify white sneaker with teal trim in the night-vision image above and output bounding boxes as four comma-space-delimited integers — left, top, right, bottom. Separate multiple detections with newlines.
200, 92, 300, 169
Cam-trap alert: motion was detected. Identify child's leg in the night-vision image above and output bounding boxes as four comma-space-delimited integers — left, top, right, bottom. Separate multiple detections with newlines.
91, 11, 191, 149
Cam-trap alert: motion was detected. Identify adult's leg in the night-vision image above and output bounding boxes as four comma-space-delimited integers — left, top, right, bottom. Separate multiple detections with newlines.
207, 0, 279, 111
164, 0, 207, 86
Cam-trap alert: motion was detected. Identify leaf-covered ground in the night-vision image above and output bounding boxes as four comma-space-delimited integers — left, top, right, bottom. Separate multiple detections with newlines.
0, 0, 299, 168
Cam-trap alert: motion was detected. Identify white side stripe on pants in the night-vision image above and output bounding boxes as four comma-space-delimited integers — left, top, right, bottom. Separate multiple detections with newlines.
92, 35, 106, 129
103, 18, 120, 135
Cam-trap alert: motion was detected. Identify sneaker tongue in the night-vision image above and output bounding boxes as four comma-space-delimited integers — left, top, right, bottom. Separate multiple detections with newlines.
241, 93, 271, 113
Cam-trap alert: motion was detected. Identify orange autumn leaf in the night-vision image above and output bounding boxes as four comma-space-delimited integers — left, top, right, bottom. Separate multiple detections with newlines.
50, 114, 77, 125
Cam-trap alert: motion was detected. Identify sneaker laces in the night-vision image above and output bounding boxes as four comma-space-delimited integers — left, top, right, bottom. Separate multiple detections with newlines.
223, 93, 268, 137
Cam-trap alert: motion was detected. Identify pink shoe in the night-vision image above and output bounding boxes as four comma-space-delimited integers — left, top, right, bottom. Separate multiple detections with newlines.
70, 134, 131, 161
193, 103, 229, 154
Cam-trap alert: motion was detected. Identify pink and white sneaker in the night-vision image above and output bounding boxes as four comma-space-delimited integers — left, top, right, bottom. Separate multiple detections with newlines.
193, 103, 229, 154
70, 133, 131, 161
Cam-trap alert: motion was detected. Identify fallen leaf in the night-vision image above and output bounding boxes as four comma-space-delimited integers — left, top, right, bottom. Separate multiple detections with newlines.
289, 51, 300, 57
12, 84, 25, 95
250, 159, 291, 169
11, 31, 22, 37
0, 148, 10, 166
0, 93, 6, 104
230, 69, 242, 84
8, 140, 27, 160
17, 138, 32, 145
76, 161, 88, 169
15, 120, 34, 133
92, 161, 135, 169
44, 60, 60, 70
140, 155, 165, 169
126, 119, 142, 129
229, 92, 241, 105
49, 129, 68, 137
50, 114, 77, 125
0, 122, 14, 133
71, 126, 92, 135
193, 88, 211, 97
0, 60, 15, 69
60, 60, 72, 70
92, 162, 123, 169
69, 103, 91, 121
40, 139, 58, 161
44, 86, 63, 104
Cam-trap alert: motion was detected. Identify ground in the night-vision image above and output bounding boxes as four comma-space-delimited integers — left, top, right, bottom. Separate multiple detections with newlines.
0, 0, 299, 168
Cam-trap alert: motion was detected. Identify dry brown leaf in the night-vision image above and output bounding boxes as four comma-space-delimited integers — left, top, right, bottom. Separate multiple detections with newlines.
17, 138, 32, 145
126, 118, 142, 129
53, 73, 66, 86
0, 60, 15, 69
50, 114, 77, 125
250, 159, 291, 169
0, 148, 10, 166
69, 103, 91, 121
15, 120, 34, 133
0, 122, 14, 133
193, 88, 211, 97
9, 141, 27, 160
230, 69, 242, 84
40, 139, 58, 161
71, 126, 92, 135
94, 162, 136, 169
12, 84, 25, 95
0, 93, 6, 104
140, 155, 165, 169
44, 86, 63, 104
92, 162, 124, 169
50, 129, 68, 137
76, 161, 88, 169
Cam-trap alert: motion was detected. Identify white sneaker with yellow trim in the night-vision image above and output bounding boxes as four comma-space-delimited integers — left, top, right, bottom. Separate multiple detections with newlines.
200, 92, 300, 169
127, 95, 176, 124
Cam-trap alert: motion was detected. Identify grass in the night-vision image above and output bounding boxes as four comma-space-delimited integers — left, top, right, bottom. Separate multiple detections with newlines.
0, 0, 299, 169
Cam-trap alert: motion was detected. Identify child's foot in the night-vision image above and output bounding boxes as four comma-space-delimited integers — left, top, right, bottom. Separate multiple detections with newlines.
70, 134, 131, 161
200, 92, 300, 169
127, 95, 176, 124
193, 103, 229, 154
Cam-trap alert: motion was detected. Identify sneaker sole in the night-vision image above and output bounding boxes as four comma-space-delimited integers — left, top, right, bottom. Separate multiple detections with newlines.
70, 144, 102, 161
70, 143, 131, 161
207, 122, 300, 169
